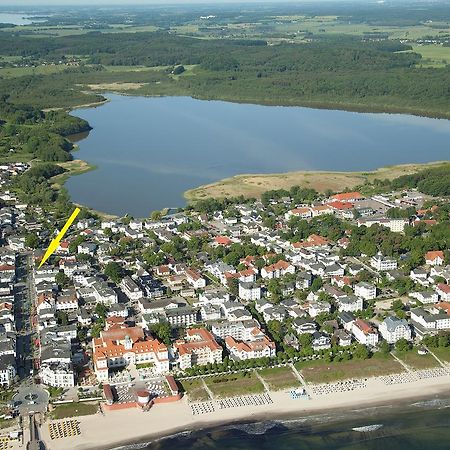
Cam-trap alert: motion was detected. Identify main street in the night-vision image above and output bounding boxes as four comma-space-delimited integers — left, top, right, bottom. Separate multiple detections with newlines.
13, 252, 33, 381
13, 251, 49, 417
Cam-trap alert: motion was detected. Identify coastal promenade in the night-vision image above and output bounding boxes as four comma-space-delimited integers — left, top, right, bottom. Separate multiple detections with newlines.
39, 371, 450, 450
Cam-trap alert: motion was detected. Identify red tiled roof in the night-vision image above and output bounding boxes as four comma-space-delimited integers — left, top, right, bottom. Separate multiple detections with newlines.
215, 236, 232, 246
290, 207, 311, 215
263, 260, 291, 273
437, 284, 450, 294
327, 201, 354, 210
354, 319, 375, 335
332, 192, 363, 201
425, 251, 444, 261
176, 328, 222, 355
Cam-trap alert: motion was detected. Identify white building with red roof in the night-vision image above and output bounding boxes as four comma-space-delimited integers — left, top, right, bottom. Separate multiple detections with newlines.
436, 283, 450, 301
331, 191, 364, 202
225, 328, 276, 360
351, 319, 379, 346
185, 268, 206, 289
425, 251, 444, 266
174, 328, 222, 370
57, 240, 70, 255
214, 236, 233, 246
92, 324, 169, 382
261, 260, 294, 279
286, 207, 312, 219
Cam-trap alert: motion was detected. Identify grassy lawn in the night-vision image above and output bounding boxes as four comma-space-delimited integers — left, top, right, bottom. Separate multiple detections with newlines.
179, 378, 211, 402
0, 417, 17, 429
51, 402, 98, 419
429, 347, 450, 363
295, 354, 403, 384
258, 366, 300, 391
412, 44, 450, 67
395, 350, 440, 370
205, 372, 265, 398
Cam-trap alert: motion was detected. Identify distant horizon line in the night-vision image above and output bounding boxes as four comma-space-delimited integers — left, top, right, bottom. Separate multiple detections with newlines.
0, 0, 415, 7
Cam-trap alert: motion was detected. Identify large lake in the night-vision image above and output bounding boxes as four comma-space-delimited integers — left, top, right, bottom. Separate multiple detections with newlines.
0, 13, 36, 25
67, 94, 450, 217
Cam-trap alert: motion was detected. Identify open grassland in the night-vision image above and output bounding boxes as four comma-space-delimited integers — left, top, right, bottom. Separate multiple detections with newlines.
179, 378, 210, 402
0, 64, 69, 78
51, 402, 98, 419
205, 372, 265, 398
50, 159, 96, 190
85, 82, 149, 92
185, 161, 449, 202
268, 16, 450, 41
412, 45, 450, 67
428, 347, 450, 363
395, 350, 440, 370
258, 366, 300, 391
295, 354, 404, 384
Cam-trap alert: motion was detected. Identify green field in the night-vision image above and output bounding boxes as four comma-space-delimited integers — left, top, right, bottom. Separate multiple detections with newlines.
0, 64, 69, 78
429, 347, 450, 363
179, 378, 211, 402
296, 354, 404, 384
258, 366, 300, 391
51, 402, 98, 419
395, 350, 440, 370
205, 372, 265, 398
412, 45, 450, 67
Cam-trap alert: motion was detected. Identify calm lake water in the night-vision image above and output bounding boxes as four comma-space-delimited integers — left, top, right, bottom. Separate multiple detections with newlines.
0, 13, 35, 25
67, 94, 450, 217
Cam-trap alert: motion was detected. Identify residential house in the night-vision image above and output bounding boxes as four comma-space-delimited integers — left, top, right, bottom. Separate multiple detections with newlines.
174, 328, 222, 370
354, 282, 376, 300
238, 282, 261, 301
351, 319, 379, 346
379, 316, 411, 343
425, 251, 444, 266
370, 254, 398, 271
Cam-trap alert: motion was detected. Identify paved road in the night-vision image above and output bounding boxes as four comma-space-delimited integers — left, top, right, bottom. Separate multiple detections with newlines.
13, 384, 48, 415
348, 256, 379, 277
14, 253, 33, 380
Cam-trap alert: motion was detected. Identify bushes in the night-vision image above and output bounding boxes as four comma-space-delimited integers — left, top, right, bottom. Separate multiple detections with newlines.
391, 164, 450, 196
14, 163, 66, 205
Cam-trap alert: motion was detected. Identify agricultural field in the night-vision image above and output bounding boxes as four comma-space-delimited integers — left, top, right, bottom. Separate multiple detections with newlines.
0, 64, 69, 78
412, 44, 450, 67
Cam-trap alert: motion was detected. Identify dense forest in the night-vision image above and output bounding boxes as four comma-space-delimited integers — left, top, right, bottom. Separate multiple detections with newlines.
391, 164, 450, 196
0, 2, 448, 214
0, 31, 449, 116
0, 96, 90, 161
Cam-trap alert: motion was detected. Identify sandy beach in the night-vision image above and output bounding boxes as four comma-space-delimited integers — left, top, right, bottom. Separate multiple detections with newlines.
38, 374, 450, 450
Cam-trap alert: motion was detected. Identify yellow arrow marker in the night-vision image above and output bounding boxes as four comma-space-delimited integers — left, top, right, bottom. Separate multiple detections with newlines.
39, 207, 81, 268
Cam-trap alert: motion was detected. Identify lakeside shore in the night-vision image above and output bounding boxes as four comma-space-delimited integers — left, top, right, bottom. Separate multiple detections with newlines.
39, 374, 450, 450
184, 160, 450, 203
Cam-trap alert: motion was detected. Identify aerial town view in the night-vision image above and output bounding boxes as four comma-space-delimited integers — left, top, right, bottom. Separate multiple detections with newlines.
0, 0, 449, 449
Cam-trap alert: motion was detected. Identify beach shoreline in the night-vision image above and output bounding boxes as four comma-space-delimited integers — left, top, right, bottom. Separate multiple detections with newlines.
39, 374, 450, 450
